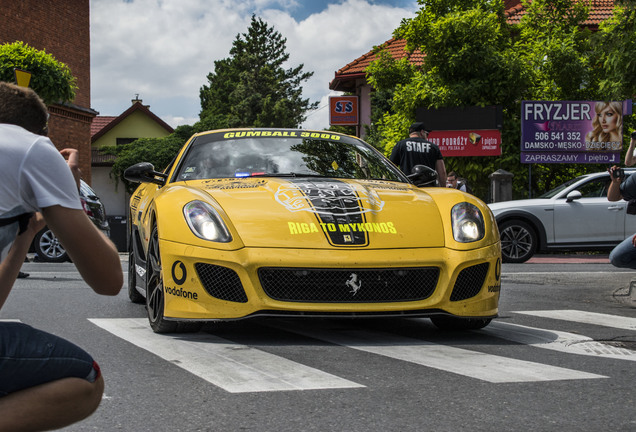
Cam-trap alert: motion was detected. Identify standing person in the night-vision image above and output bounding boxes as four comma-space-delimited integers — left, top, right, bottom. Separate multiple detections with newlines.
607, 165, 636, 269
0, 82, 123, 431
447, 171, 468, 192
390, 122, 447, 186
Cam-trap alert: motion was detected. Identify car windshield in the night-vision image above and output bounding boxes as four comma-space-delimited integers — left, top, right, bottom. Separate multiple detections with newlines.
174, 131, 406, 183
539, 175, 588, 198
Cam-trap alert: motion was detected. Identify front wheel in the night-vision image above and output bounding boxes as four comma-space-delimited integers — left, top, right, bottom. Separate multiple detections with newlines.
498, 219, 537, 263
431, 316, 492, 330
146, 226, 201, 334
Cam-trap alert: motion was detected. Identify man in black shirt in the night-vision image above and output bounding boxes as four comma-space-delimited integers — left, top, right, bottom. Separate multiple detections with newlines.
390, 122, 446, 186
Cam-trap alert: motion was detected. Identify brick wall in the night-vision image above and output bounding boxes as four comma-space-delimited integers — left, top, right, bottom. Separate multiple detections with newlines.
48, 105, 94, 183
0, 0, 94, 183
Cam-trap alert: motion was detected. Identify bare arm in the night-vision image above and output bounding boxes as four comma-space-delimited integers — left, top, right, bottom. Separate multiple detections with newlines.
607, 166, 623, 202
436, 159, 447, 187
59, 148, 82, 188
0, 214, 46, 309
42, 206, 122, 296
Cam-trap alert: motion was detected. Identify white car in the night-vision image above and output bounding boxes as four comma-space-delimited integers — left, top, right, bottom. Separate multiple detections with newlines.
488, 169, 636, 263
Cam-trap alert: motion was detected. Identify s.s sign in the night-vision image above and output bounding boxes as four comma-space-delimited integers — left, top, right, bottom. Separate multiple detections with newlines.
329, 96, 359, 126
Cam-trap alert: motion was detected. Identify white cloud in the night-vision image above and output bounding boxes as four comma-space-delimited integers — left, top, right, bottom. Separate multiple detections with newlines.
90, 0, 417, 130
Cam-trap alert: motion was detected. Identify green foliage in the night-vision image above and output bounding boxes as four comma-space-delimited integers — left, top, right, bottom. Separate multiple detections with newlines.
366, 0, 634, 201
0, 41, 76, 104
199, 15, 318, 128
595, 3, 636, 99
106, 129, 190, 193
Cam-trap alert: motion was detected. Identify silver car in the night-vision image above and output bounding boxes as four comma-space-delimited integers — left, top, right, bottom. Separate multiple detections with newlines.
488, 169, 636, 263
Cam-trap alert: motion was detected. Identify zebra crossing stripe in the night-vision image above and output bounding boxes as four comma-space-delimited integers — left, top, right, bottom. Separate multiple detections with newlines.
513, 310, 636, 331
89, 318, 364, 393
482, 322, 636, 360
270, 324, 605, 383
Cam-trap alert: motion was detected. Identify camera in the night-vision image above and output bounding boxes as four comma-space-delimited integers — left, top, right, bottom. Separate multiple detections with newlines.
613, 167, 625, 179
632, 131, 636, 139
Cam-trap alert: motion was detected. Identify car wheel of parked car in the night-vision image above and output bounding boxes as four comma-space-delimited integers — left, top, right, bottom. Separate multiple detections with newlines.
430, 316, 492, 330
146, 226, 201, 333
498, 219, 537, 263
128, 234, 145, 304
33, 228, 69, 263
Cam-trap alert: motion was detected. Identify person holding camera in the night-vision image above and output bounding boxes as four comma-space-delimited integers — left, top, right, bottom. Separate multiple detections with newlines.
0, 82, 123, 431
607, 152, 636, 269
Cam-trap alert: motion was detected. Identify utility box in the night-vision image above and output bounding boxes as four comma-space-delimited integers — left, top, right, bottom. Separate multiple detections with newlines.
107, 215, 128, 252
489, 169, 514, 203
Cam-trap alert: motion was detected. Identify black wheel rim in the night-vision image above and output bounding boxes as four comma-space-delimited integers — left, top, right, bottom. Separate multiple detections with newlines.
146, 228, 164, 324
500, 225, 533, 260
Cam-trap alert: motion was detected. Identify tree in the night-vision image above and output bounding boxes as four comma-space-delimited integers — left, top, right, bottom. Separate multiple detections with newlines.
365, 0, 632, 200
594, 1, 636, 139
0, 41, 76, 104
367, 0, 530, 199
199, 15, 317, 129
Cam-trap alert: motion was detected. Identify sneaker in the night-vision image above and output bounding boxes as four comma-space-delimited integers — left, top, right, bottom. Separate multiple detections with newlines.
17, 271, 29, 279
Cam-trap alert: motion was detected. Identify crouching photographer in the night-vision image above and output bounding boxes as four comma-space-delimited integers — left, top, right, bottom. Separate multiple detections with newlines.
607, 163, 636, 268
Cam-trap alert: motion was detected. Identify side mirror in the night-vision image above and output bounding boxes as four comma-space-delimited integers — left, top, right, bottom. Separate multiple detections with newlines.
124, 162, 167, 186
565, 190, 582, 202
407, 164, 438, 187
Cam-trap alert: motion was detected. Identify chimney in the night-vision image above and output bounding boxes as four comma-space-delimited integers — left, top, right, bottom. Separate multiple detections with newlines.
132, 94, 150, 108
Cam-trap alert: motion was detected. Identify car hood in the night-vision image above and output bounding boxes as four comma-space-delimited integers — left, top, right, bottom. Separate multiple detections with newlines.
182, 177, 446, 248
488, 198, 554, 213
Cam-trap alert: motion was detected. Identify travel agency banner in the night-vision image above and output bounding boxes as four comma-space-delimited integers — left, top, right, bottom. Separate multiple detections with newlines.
521, 100, 632, 164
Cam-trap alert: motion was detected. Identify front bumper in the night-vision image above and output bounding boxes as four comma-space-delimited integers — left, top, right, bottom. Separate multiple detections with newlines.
158, 241, 501, 321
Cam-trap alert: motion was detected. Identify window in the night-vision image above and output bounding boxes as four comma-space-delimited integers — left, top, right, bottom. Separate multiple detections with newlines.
116, 138, 137, 145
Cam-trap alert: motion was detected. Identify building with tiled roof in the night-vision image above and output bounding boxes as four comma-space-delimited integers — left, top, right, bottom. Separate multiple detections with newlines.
330, 0, 616, 136
91, 97, 174, 243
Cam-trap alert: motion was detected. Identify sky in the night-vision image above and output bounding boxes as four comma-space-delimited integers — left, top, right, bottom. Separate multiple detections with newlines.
90, 0, 419, 130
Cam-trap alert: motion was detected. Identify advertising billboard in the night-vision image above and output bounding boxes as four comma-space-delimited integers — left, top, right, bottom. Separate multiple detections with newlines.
521, 100, 632, 164
428, 130, 501, 157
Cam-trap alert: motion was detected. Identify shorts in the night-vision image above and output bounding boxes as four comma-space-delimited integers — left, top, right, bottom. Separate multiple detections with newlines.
0, 322, 99, 397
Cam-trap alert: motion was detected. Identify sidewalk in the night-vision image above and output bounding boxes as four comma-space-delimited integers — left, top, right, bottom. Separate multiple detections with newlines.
526, 254, 610, 264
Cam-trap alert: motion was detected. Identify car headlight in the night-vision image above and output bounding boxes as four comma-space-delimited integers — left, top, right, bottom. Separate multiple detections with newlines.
183, 201, 232, 242
451, 202, 485, 243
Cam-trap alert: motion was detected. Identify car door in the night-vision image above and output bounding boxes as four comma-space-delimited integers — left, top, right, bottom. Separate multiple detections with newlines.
551, 175, 625, 244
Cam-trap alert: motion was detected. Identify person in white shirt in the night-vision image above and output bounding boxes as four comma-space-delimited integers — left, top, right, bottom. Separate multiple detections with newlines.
0, 82, 123, 431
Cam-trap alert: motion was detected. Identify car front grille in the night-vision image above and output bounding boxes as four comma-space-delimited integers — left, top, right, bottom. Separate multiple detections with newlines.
195, 263, 248, 303
258, 267, 439, 303
449, 263, 490, 301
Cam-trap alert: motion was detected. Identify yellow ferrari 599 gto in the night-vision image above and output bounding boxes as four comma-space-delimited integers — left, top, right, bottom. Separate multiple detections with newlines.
124, 128, 501, 333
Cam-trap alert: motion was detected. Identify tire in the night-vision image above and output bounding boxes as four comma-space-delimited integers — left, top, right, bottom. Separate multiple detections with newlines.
498, 219, 537, 264
430, 316, 492, 330
128, 233, 145, 304
33, 228, 68, 263
146, 226, 201, 334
